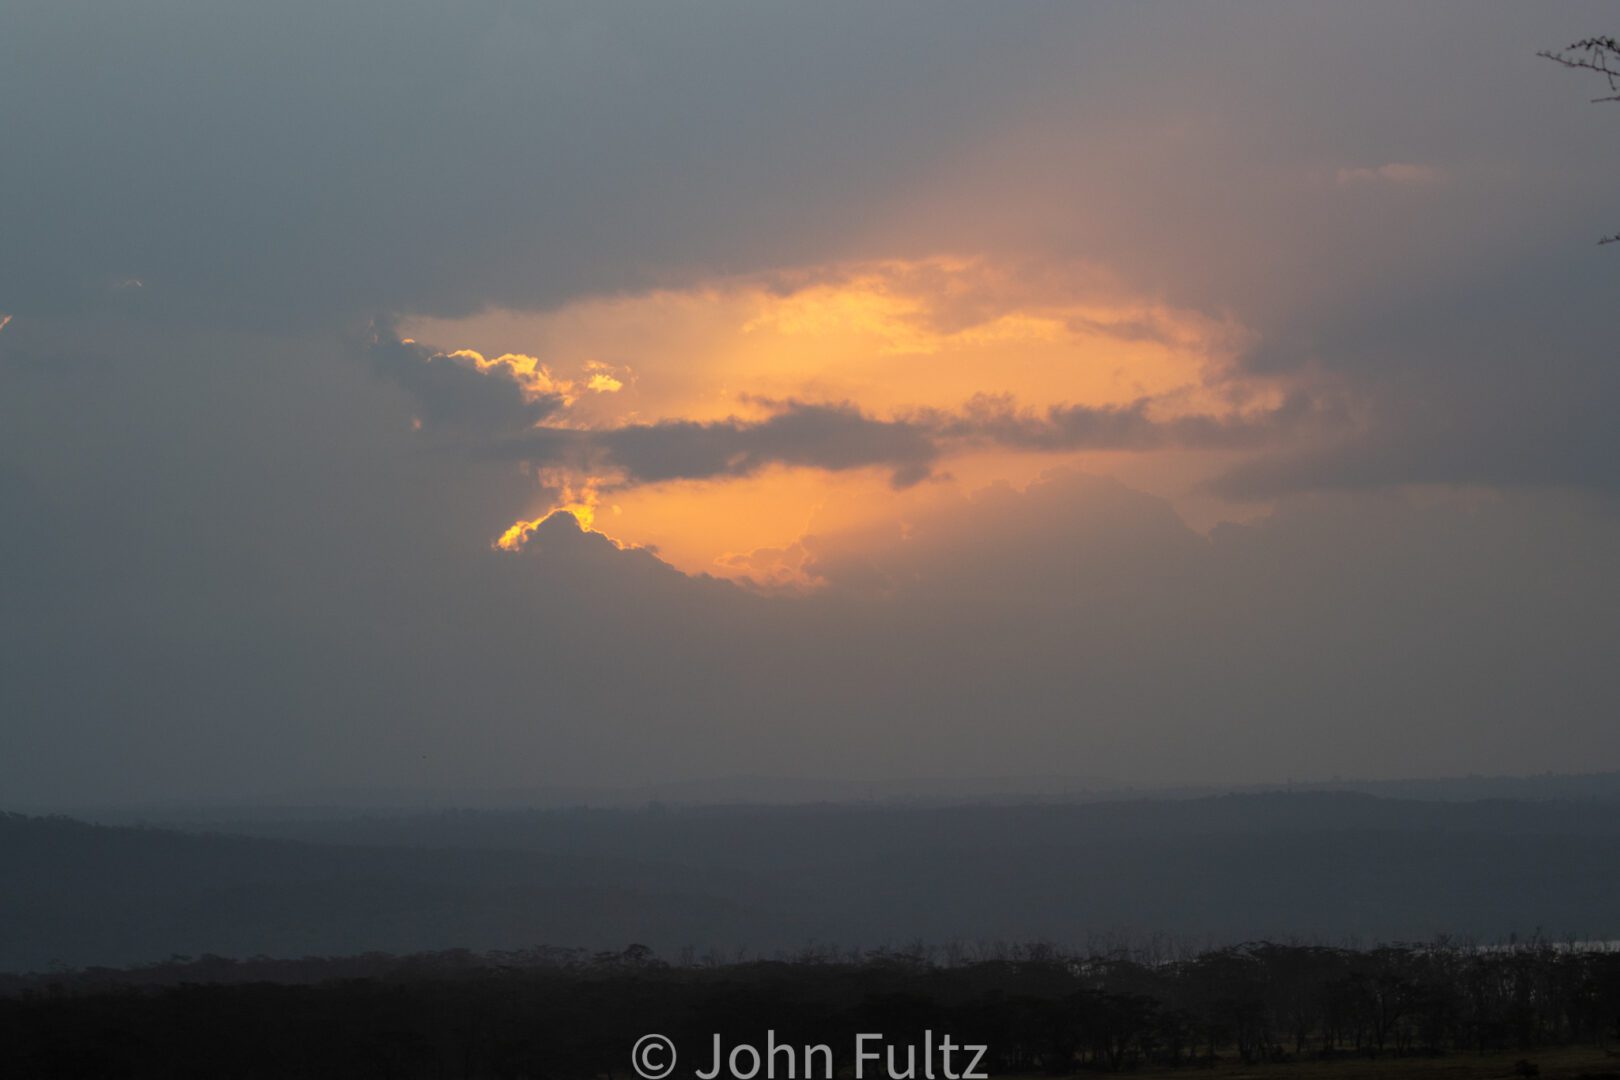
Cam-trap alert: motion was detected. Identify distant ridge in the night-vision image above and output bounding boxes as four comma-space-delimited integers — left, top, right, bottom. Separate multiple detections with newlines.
45, 768, 1620, 825
5, 791, 1620, 972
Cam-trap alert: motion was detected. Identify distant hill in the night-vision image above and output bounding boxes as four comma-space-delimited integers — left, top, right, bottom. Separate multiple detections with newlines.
48, 769, 1620, 821
0, 813, 787, 972
5, 792, 1620, 973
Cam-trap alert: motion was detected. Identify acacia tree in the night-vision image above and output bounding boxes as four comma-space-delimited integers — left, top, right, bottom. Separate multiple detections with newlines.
1539, 36, 1620, 244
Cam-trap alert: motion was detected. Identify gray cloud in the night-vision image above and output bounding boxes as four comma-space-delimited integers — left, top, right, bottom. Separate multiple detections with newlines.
366, 322, 1337, 488
0, 2, 1080, 329
367, 332, 566, 438
591, 404, 942, 490
1211, 247, 1620, 496
475, 395, 1331, 490
7, 346, 1617, 805
3, 3, 1620, 808
928, 392, 1347, 453
5, 2, 1616, 502
500, 394, 1338, 490
491, 402, 943, 489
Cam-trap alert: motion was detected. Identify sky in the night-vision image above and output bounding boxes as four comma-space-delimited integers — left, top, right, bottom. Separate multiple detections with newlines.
2, 2, 1619, 806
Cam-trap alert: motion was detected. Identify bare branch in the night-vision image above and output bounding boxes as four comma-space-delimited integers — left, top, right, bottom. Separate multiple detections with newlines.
1540, 37, 1620, 244
1538, 36, 1620, 101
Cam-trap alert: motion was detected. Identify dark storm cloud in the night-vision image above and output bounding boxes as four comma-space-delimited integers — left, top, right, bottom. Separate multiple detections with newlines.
0, 1, 1081, 329
4, 314, 1620, 805
11, 405, 1618, 805
4, 1, 1617, 499
366, 326, 1333, 488
473, 395, 1328, 490
3, 2, 1620, 808
491, 392, 1336, 489
1210, 246, 1620, 496
367, 333, 566, 437
927, 392, 1346, 454
592, 404, 942, 489
479, 403, 942, 489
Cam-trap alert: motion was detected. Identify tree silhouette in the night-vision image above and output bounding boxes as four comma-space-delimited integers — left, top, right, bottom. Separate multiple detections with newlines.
1540, 36, 1620, 244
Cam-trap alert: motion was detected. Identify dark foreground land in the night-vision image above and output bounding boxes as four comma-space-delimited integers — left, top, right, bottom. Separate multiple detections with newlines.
1170, 1047, 1620, 1080
7, 789, 1620, 971
3, 943, 1618, 1079
5, 789, 1620, 1076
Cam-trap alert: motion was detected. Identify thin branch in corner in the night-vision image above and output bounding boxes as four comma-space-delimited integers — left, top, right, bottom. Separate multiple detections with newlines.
1537, 36, 1620, 102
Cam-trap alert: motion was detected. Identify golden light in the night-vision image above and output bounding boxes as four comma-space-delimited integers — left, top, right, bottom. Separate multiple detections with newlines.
405, 257, 1282, 580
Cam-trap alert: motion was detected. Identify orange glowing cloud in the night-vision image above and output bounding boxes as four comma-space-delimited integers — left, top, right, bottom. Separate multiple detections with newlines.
494, 475, 607, 551
400, 257, 1317, 581
406, 257, 1260, 423
428, 350, 629, 415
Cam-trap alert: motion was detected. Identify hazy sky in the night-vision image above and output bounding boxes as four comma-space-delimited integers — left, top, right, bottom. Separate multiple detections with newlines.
3, 2, 1619, 806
